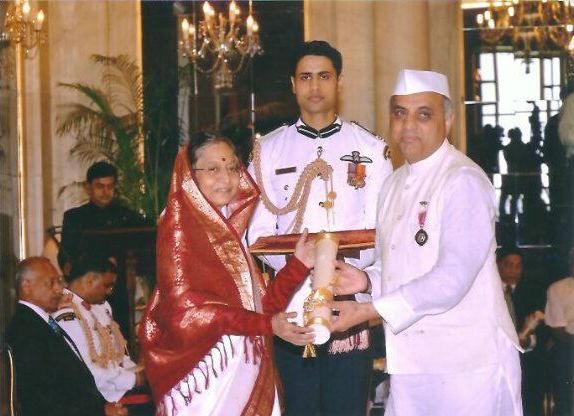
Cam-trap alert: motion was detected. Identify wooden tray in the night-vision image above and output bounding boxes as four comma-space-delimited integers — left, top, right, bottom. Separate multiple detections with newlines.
249, 229, 375, 255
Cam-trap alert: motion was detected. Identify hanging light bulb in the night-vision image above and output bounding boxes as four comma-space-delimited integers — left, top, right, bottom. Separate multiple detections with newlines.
2, 0, 47, 58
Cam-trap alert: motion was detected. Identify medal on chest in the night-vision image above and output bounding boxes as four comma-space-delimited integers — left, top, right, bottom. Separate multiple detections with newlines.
415, 201, 429, 246
340, 151, 373, 189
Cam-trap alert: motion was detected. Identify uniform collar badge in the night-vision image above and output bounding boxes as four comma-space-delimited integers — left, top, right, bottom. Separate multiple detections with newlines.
340, 151, 373, 189
296, 119, 342, 139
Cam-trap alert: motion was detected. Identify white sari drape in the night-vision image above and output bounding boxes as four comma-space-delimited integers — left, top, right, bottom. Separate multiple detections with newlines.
159, 335, 280, 416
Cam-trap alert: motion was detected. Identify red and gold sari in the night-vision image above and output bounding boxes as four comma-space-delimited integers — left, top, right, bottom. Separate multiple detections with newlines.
140, 147, 308, 416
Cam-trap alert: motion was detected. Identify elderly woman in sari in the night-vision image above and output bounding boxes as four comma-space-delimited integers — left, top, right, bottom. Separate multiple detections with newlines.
140, 132, 315, 416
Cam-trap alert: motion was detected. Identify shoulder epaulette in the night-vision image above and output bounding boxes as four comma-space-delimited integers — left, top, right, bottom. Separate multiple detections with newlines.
55, 311, 77, 322
250, 124, 290, 162
257, 123, 289, 142
350, 121, 383, 141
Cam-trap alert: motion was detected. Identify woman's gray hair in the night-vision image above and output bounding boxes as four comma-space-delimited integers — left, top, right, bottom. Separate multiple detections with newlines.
187, 131, 237, 167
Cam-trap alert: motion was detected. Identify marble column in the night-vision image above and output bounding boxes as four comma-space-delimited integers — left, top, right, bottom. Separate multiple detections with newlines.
305, 0, 465, 167
374, 0, 430, 166
305, 1, 376, 129
428, 0, 466, 152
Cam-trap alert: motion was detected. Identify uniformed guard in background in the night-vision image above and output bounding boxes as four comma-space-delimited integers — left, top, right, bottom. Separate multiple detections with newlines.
248, 40, 393, 416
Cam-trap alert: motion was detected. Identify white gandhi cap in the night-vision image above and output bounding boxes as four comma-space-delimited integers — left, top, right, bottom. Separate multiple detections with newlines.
392, 69, 450, 100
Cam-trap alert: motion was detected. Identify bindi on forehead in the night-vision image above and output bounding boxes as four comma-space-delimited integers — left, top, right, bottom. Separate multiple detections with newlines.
221, 157, 226, 162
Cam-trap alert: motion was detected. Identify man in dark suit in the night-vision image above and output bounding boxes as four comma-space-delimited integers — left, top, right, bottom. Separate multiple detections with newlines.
5, 256, 128, 416
498, 247, 549, 416
60, 161, 144, 264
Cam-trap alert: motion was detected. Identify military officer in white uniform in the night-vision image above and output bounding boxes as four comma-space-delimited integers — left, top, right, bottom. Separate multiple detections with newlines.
330, 69, 523, 416
248, 40, 393, 416
53, 254, 143, 403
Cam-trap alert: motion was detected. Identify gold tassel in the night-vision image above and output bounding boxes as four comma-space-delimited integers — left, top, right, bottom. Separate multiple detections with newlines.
301, 287, 335, 358
302, 343, 317, 358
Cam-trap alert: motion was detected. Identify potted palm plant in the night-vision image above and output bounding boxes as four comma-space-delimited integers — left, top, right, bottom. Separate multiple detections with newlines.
57, 54, 179, 221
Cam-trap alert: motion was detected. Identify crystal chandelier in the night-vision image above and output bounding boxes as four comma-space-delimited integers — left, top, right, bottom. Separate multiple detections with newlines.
178, 0, 263, 90
475, 0, 574, 69
3, 0, 45, 58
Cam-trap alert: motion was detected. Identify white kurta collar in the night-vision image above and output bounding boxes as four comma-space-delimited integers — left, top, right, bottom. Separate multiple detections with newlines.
407, 139, 450, 176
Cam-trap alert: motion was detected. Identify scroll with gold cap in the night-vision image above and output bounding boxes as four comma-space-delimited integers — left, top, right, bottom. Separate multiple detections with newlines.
302, 232, 338, 358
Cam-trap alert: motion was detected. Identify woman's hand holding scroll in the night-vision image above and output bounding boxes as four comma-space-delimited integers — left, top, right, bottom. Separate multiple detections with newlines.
272, 311, 315, 346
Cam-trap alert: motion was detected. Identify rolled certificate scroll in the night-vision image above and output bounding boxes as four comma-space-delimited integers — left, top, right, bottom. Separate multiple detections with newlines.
303, 232, 339, 357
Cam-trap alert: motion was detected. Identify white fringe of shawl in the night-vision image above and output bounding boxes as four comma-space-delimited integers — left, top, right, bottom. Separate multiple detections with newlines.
156, 335, 266, 416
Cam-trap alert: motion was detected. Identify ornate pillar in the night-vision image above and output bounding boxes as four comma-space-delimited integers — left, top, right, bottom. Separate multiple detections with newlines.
429, 0, 466, 152
305, 1, 376, 129
374, 0, 430, 166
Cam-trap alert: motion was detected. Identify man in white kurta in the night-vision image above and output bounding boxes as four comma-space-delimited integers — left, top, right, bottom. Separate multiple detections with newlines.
248, 40, 393, 415
331, 69, 522, 416
53, 255, 140, 402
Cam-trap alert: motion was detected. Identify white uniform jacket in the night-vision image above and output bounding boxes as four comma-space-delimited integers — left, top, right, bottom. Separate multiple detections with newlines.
53, 289, 136, 402
248, 118, 393, 320
368, 140, 520, 375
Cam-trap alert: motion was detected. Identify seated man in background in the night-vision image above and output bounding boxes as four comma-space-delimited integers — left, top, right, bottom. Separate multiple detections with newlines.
498, 246, 549, 416
498, 247, 547, 349
5, 256, 127, 416
53, 253, 145, 403
60, 161, 144, 266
